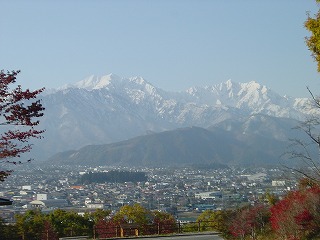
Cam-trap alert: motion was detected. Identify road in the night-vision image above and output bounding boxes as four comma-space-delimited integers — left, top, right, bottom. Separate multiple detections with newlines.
133, 234, 224, 240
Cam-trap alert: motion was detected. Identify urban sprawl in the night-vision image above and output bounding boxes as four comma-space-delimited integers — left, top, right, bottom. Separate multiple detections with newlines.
0, 165, 298, 223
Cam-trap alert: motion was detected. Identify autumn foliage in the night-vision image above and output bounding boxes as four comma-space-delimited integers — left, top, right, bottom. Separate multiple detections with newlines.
270, 185, 320, 240
95, 217, 120, 238
220, 182, 320, 240
152, 211, 177, 234
229, 204, 270, 240
0, 70, 44, 180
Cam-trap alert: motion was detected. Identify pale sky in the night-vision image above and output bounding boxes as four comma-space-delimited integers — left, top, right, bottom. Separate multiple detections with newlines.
1, 0, 320, 97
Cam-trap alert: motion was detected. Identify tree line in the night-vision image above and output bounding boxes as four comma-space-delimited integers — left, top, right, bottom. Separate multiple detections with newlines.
0, 204, 176, 240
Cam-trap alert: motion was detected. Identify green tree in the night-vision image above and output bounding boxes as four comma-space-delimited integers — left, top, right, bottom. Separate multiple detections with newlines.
265, 190, 279, 206
196, 209, 234, 234
84, 209, 111, 224
113, 204, 152, 226
15, 210, 46, 240
0, 217, 20, 240
305, 0, 320, 72
47, 209, 91, 237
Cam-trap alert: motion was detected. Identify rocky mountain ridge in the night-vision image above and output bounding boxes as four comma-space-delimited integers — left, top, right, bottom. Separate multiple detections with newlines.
33, 74, 316, 162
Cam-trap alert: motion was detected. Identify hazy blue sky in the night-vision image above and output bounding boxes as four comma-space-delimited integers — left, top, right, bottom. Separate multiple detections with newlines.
1, 0, 320, 97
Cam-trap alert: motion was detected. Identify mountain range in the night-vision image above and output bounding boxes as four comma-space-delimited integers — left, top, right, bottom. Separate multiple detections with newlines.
30, 74, 317, 167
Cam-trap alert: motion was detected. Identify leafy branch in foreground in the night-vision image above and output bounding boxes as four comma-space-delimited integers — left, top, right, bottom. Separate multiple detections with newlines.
0, 70, 45, 181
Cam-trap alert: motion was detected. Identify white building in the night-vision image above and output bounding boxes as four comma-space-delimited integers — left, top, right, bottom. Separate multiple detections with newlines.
272, 181, 285, 187
195, 191, 222, 200
86, 203, 104, 209
37, 193, 48, 201
22, 185, 32, 190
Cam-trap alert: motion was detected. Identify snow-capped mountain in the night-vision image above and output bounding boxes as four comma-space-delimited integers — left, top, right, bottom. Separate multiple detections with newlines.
183, 80, 313, 118
33, 74, 316, 161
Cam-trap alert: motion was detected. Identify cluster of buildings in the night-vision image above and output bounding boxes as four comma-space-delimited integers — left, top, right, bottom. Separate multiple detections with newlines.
0, 164, 298, 222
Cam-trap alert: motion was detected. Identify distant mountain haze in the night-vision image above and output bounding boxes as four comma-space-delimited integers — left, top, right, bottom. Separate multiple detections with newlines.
29, 74, 316, 166
48, 124, 293, 167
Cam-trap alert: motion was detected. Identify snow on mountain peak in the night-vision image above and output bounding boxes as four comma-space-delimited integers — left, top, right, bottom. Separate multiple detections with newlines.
129, 76, 145, 85
94, 74, 119, 89
238, 81, 269, 98
60, 73, 121, 90
55, 74, 311, 120
241, 81, 261, 90
225, 79, 233, 89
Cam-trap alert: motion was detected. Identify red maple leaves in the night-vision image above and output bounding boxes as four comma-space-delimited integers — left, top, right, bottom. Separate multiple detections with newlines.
0, 70, 45, 180
270, 185, 320, 239
229, 204, 270, 240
